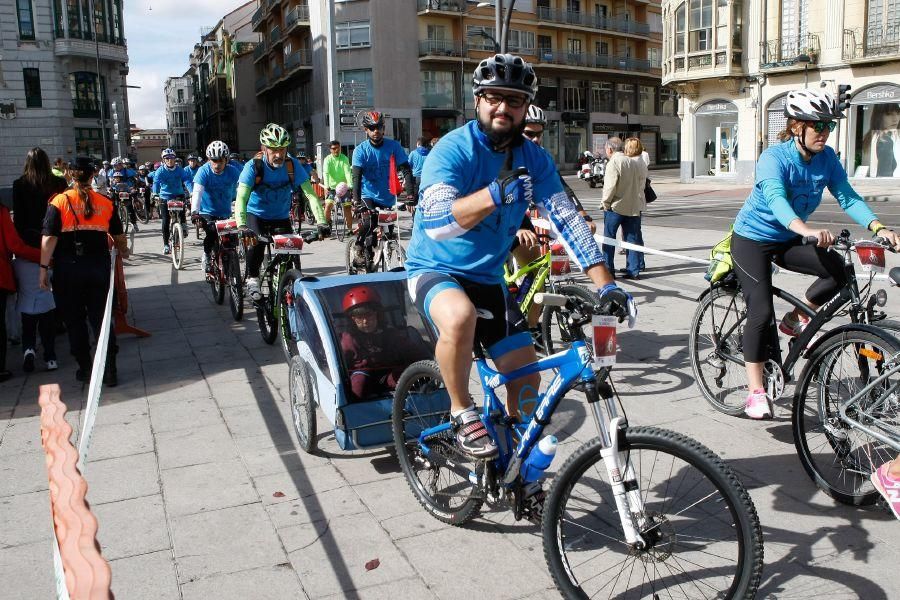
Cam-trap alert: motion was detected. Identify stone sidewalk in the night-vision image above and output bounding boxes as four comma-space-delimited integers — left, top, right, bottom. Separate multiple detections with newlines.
1, 218, 898, 599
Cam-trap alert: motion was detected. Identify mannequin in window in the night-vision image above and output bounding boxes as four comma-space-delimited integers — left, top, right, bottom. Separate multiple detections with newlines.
861, 102, 900, 177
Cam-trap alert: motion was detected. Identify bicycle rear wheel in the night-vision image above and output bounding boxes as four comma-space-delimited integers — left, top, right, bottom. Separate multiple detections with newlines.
689, 284, 749, 416
540, 284, 597, 355
792, 328, 900, 506
133, 196, 149, 224
118, 202, 130, 235
225, 252, 244, 321
256, 266, 278, 345
171, 219, 185, 270
209, 252, 225, 305
543, 427, 763, 599
344, 238, 366, 275
392, 360, 483, 525
332, 203, 346, 242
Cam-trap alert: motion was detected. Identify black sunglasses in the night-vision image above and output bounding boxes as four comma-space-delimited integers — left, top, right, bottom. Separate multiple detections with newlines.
809, 121, 837, 133
365, 125, 384, 131
523, 130, 543, 139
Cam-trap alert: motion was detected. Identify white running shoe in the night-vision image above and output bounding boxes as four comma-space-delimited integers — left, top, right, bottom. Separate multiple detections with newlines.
744, 389, 773, 419
46, 360, 58, 371
246, 277, 261, 300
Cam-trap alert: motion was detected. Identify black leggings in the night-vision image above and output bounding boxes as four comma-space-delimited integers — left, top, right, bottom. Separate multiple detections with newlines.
354, 197, 380, 251
732, 233, 847, 362
196, 214, 222, 257
22, 311, 56, 361
246, 214, 292, 278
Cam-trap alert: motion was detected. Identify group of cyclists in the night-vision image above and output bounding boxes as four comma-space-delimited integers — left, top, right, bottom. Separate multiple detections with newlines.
106, 51, 900, 518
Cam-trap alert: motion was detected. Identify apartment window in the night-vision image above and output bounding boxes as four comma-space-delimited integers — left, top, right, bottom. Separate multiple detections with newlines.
660, 87, 678, 116
538, 34, 552, 54
596, 41, 609, 55
595, 4, 607, 19
638, 85, 656, 115
649, 47, 661, 67
67, 0, 82, 37
90, 0, 108, 42
421, 71, 455, 109
22, 68, 42, 107
567, 38, 583, 55
536, 77, 558, 111
336, 21, 370, 48
716, 0, 728, 48
338, 69, 373, 106
568, 0, 581, 12
689, 0, 712, 51
177, 89, 184, 103
675, 2, 686, 53
427, 24, 447, 40
508, 30, 535, 54
616, 83, 635, 113
591, 81, 614, 112
70, 71, 102, 117
562, 79, 587, 112
17, 0, 35, 40
467, 26, 497, 51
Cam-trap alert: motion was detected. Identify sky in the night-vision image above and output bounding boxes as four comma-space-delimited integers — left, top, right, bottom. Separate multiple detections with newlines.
124, 0, 249, 130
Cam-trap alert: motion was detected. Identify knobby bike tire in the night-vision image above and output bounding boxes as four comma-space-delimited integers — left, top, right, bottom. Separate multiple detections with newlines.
118, 203, 130, 235
689, 285, 749, 416
225, 252, 244, 321
209, 244, 225, 305
288, 356, 317, 454
134, 196, 150, 224
792, 328, 900, 506
540, 284, 597, 355
543, 427, 763, 600
171, 220, 185, 270
333, 203, 346, 242
278, 268, 302, 363
257, 263, 279, 345
391, 360, 483, 525
344, 238, 367, 275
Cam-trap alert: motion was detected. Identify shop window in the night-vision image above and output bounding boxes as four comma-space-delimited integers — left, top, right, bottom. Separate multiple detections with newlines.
23, 68, 42, 108
616, 83, 634, 114
562, 79, 587, 112
660, 87, 678, 116
545, 120, 560, 162
421, 71, 455, 109
536, 76, 558, 111
638, 85, 656, 115
659, 132, 679, 163
854, 101, 900, 177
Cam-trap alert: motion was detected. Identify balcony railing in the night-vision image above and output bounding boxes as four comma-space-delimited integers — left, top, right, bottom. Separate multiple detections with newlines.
54, 36, 128, 63
255, 76, 268, 92
419, 39, 466, 57
285, 5, 311, 30
251, 6, 264, 30
72, 99, 109, 119
52, 28, 126, 46
271, 63, 284, 81
535, 50, 658, 73
536, 8, 651, 35
269, 25, 282, 45
417, 0, 464, 13
284, 49, 312, 71
843, 25, 900, 60
253, 40, 268, 61
759, 34, 820, 68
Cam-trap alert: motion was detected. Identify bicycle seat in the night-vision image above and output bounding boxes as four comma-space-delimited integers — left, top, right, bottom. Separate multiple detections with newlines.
272, 233, 304, 254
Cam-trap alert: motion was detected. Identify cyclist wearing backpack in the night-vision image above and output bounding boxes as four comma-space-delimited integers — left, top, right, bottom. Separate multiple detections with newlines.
350, 111, 416, 270
731, 89, 900, 419
234, 123, 322, 300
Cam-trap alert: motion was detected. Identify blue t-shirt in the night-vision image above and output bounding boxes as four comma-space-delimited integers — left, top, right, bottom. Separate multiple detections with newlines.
408, 147, 429, 178
405, 120, 600, 284
238, 156, 309, 220
194, 163, 241, 218
183, 165, 201, 192
152, 165, 191, 199
735, 141, 877, 242
352, 138, 409, 208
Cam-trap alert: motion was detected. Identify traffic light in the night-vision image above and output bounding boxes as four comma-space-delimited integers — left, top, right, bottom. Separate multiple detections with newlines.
837, 84, 852, 112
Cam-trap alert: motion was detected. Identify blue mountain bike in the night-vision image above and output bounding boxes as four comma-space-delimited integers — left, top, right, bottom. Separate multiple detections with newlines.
392, 293, 764, 599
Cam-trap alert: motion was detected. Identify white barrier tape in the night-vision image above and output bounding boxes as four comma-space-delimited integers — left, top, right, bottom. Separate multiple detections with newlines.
76, 248, 117, 473
532, 217, 893, 282
52, 534, 70, 600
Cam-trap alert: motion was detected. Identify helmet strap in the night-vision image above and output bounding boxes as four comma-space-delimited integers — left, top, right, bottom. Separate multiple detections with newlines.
794, 123, 818, 159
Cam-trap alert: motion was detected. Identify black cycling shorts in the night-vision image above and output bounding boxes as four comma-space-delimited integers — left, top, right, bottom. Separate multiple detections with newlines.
408, 272, 531, 359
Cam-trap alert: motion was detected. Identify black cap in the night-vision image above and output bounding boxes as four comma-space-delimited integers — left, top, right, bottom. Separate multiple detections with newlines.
72, 156, 95, 172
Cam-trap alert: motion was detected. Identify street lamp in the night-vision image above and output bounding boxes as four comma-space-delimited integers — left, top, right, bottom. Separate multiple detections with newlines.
620, 111, 629, 133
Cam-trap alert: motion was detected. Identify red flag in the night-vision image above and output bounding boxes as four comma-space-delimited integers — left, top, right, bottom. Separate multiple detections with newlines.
389, 154, 403, 196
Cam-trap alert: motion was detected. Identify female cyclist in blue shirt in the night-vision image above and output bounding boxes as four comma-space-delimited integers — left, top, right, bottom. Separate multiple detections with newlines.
732, 89, 900, 425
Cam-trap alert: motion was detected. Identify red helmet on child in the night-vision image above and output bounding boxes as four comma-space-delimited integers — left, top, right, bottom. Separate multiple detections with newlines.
343, 286, 382, 313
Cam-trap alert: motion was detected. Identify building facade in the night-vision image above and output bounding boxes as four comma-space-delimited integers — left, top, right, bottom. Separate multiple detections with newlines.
0, 0, 130, 186
131, 127, 168, 165
247, 0, 677, 170
164, 76, 197, 156
663, 0, 900, 183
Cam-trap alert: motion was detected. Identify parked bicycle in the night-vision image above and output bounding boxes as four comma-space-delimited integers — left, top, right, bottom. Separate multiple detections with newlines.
690, 231, 900, 416
392, 292, 764, 599
792, 327, 900, 507
345, 204, 406, 274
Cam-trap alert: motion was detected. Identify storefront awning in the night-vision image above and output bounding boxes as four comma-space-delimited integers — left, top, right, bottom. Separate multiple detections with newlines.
851, 84, 900, 106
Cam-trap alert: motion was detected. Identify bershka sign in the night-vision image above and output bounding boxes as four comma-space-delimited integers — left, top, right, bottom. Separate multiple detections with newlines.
853, 84, 900, 105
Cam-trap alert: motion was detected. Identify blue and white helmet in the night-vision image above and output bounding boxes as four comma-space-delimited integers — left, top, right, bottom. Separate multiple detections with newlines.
205, 140, 230, 160
161, 148, 176, 159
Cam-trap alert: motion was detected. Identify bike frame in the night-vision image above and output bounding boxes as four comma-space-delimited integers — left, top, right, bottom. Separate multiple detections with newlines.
414, 339, 648, 546
836, 361, 900, 453
504, 252, 552, 318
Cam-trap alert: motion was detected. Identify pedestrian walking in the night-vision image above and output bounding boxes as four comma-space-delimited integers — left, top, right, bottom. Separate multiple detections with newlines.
13, 148, 67, 372
601, 137, 647, 279
39, 156, 129, 386
623, 137, 649, 274
0, 204, 41, 381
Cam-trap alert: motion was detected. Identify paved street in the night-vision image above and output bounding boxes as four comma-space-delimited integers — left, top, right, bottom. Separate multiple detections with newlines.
2, 189, 899, 599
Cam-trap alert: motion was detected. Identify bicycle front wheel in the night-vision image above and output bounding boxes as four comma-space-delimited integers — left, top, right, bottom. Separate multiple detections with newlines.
171, 220, 185, 270
392, 360, 483, 525
133, 196, 148, 224
256, 265, 278, 345
543, 427, 763, 599
209, 253, 225, 305
541, 284, 597, 355
278, 268, 302, 362
792, 328, 900, 506
332, 203, 346, 242
118, 203, 130, 235
225, 252, 244, 321
689, 284, 749, 416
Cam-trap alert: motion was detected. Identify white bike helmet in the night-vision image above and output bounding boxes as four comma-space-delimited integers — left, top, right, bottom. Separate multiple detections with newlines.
206, 140, 230, 160
525, 104, 546, 125
784, 89, 843, 121
161, 148, 176, 159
